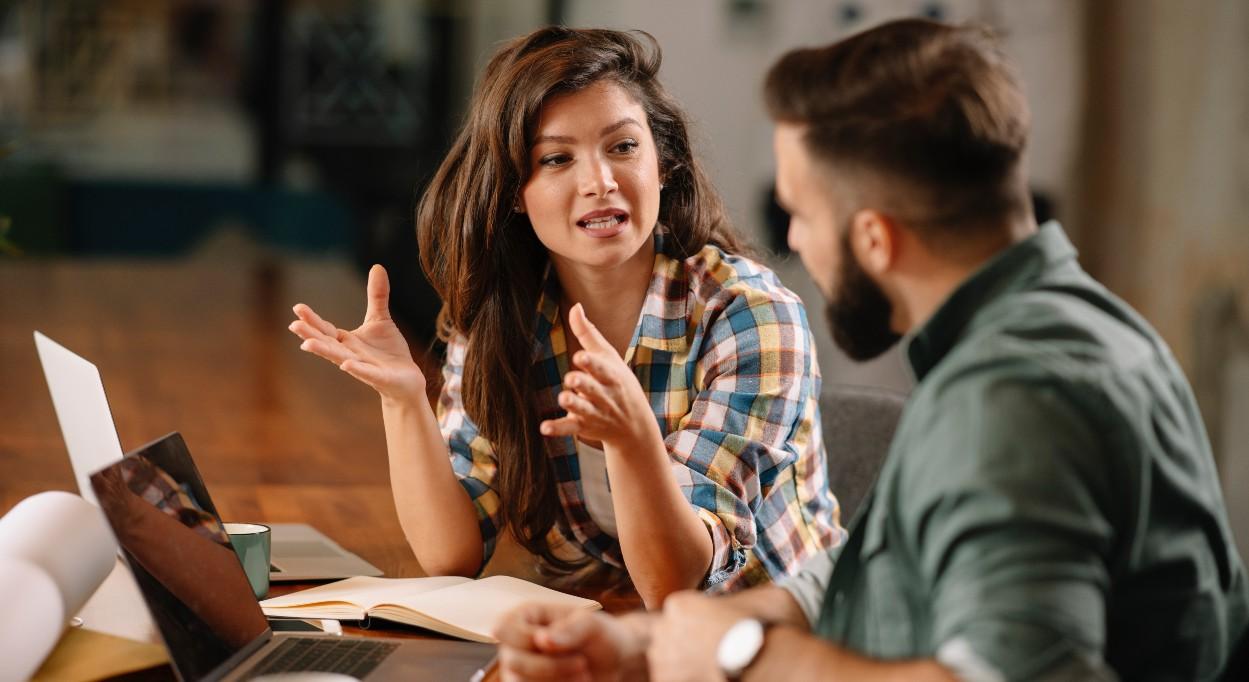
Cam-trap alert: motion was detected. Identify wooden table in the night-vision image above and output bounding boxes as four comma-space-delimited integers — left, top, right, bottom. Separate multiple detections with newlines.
1, 254, 454, 679
2, 254, 639, 680
1, 255, 426, 577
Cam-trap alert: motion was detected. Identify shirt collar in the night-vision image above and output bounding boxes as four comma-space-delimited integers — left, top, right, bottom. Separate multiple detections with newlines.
531, 231, 691, 364
904, 221, 1077, 380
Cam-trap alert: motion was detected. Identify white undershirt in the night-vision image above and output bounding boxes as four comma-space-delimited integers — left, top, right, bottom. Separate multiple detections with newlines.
575, 440, 618, 537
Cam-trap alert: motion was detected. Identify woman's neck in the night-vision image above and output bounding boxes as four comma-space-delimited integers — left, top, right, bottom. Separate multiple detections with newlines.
553, 238, 656, 357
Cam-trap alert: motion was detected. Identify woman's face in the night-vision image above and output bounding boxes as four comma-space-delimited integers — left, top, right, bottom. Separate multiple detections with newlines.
520, 80, 663, 275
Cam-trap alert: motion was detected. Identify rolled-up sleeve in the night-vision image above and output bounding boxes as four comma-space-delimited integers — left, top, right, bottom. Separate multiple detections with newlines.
780, 549, 836, 627
666, 286, 833, 590
436, 335, 503, 572
902, 378, 1118, 680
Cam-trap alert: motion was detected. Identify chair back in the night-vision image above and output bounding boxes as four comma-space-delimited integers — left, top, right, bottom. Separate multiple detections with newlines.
820, 384, 907, 522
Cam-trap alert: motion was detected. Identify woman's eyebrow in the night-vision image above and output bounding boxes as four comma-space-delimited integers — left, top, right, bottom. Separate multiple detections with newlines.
534, 133, 574, 145
600, 117, 642, 136
534, 117, 643, 146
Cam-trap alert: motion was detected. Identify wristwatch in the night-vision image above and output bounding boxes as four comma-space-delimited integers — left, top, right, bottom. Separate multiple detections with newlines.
716, 618, 767, 680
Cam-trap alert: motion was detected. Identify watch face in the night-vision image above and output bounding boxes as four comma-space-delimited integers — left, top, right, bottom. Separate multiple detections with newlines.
717, 618, 766, 676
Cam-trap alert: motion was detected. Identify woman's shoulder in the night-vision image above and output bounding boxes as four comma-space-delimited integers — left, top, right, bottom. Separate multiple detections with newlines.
439, 332, 470, 374
678, 243, 806, 312
673, 244, 816, 371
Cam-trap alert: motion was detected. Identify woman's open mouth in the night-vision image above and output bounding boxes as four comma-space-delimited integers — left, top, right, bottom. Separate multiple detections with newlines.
576, 209, 629, 238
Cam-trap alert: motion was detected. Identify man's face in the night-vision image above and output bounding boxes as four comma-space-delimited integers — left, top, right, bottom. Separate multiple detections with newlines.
774, 124, 901, 360
774, 124, 839, 299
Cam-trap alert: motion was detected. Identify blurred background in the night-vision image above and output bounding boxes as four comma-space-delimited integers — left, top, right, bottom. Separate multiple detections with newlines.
1, 0, 1246, 564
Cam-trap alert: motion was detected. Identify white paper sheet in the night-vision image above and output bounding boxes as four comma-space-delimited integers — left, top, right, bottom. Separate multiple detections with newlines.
0, 557, 65, 682
74, 557, 161, 643
0, 491, 119, 681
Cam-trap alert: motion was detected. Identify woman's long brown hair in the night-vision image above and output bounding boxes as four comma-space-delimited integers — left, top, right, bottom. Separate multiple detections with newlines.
417, 26, 744, 572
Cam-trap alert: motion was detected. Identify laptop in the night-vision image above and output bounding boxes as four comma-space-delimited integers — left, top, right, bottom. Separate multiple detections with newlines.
90, 434, 495, 681
34, 330, 384, 581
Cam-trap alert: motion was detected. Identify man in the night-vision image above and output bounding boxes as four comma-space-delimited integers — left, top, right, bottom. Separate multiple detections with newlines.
492, 18, 1249, 682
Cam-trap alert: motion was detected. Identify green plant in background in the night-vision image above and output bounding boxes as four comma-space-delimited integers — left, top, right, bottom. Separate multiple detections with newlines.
0, 141, 18, 256
0, 216, 14, 256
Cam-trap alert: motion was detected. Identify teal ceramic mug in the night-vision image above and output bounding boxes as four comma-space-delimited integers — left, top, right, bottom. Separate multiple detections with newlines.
223, 522, 271, 599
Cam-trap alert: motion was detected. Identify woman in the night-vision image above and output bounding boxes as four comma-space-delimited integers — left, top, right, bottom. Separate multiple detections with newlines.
288, 27, 841, 608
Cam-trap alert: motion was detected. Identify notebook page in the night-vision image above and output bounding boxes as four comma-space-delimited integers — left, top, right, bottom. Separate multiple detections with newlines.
383, 575, 600, 641
261, 575, 471, 612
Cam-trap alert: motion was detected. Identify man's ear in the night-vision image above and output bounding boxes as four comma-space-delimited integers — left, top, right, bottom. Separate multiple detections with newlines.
848, 209, 898, 276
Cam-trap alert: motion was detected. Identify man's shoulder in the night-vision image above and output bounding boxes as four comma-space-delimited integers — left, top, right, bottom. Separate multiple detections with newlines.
895, 280, 1192, 488
944, 282, 1166, 390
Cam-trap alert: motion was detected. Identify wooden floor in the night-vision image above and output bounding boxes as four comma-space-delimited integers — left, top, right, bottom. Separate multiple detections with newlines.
0, 253, 431, 577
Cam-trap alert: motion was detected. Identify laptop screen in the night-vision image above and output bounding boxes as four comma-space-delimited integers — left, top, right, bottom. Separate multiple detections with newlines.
34, 331, 126, 506
130, 432, 223, 522
91, 435, 269, 681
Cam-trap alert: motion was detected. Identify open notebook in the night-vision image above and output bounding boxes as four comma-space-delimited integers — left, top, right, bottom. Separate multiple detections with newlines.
260, 575, 601, 643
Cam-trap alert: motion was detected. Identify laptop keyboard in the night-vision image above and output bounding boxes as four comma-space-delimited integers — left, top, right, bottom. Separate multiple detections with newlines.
245, 637, 398, 679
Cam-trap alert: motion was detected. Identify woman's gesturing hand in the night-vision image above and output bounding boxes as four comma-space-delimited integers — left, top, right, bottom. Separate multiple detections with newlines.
288, 264, 426, 405
540, 303, 658, 450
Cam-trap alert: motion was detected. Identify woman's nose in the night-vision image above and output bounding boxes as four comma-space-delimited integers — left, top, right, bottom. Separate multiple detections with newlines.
578, 157, 619, 197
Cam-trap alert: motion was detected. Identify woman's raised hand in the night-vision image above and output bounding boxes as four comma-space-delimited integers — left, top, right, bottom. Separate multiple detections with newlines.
540, 303, 659, 450
288, 264, 427, 404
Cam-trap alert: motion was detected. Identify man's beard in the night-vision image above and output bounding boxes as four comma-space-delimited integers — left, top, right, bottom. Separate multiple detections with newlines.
825, 227, 902, 361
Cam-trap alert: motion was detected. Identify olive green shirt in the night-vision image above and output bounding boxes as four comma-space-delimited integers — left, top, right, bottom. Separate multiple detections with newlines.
793, 223, 1248, 680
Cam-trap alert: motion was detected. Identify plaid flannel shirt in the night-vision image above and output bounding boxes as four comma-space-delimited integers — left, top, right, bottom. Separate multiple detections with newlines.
436, 240, 844, 592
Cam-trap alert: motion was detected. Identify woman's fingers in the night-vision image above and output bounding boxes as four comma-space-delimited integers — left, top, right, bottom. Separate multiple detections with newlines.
567, 303, 613, 354
292, 303, 337, 337
572, 350, 615, 384
339, 358, 385, 389
363, 264, 392, 324
287, 319, 331, 344
299, 337, 354, 366
564, 371, 611, 410
558, 390, 599, 419
334, 327, 375, 356
540, 415, 580, 437
293, 317, 381, 363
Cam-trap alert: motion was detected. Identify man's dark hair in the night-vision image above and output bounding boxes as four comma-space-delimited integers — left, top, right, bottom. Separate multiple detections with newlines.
765, 19, 1031, 237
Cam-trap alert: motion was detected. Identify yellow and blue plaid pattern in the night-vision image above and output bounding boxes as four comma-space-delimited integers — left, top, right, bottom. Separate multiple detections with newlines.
437, 239, 844, 592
